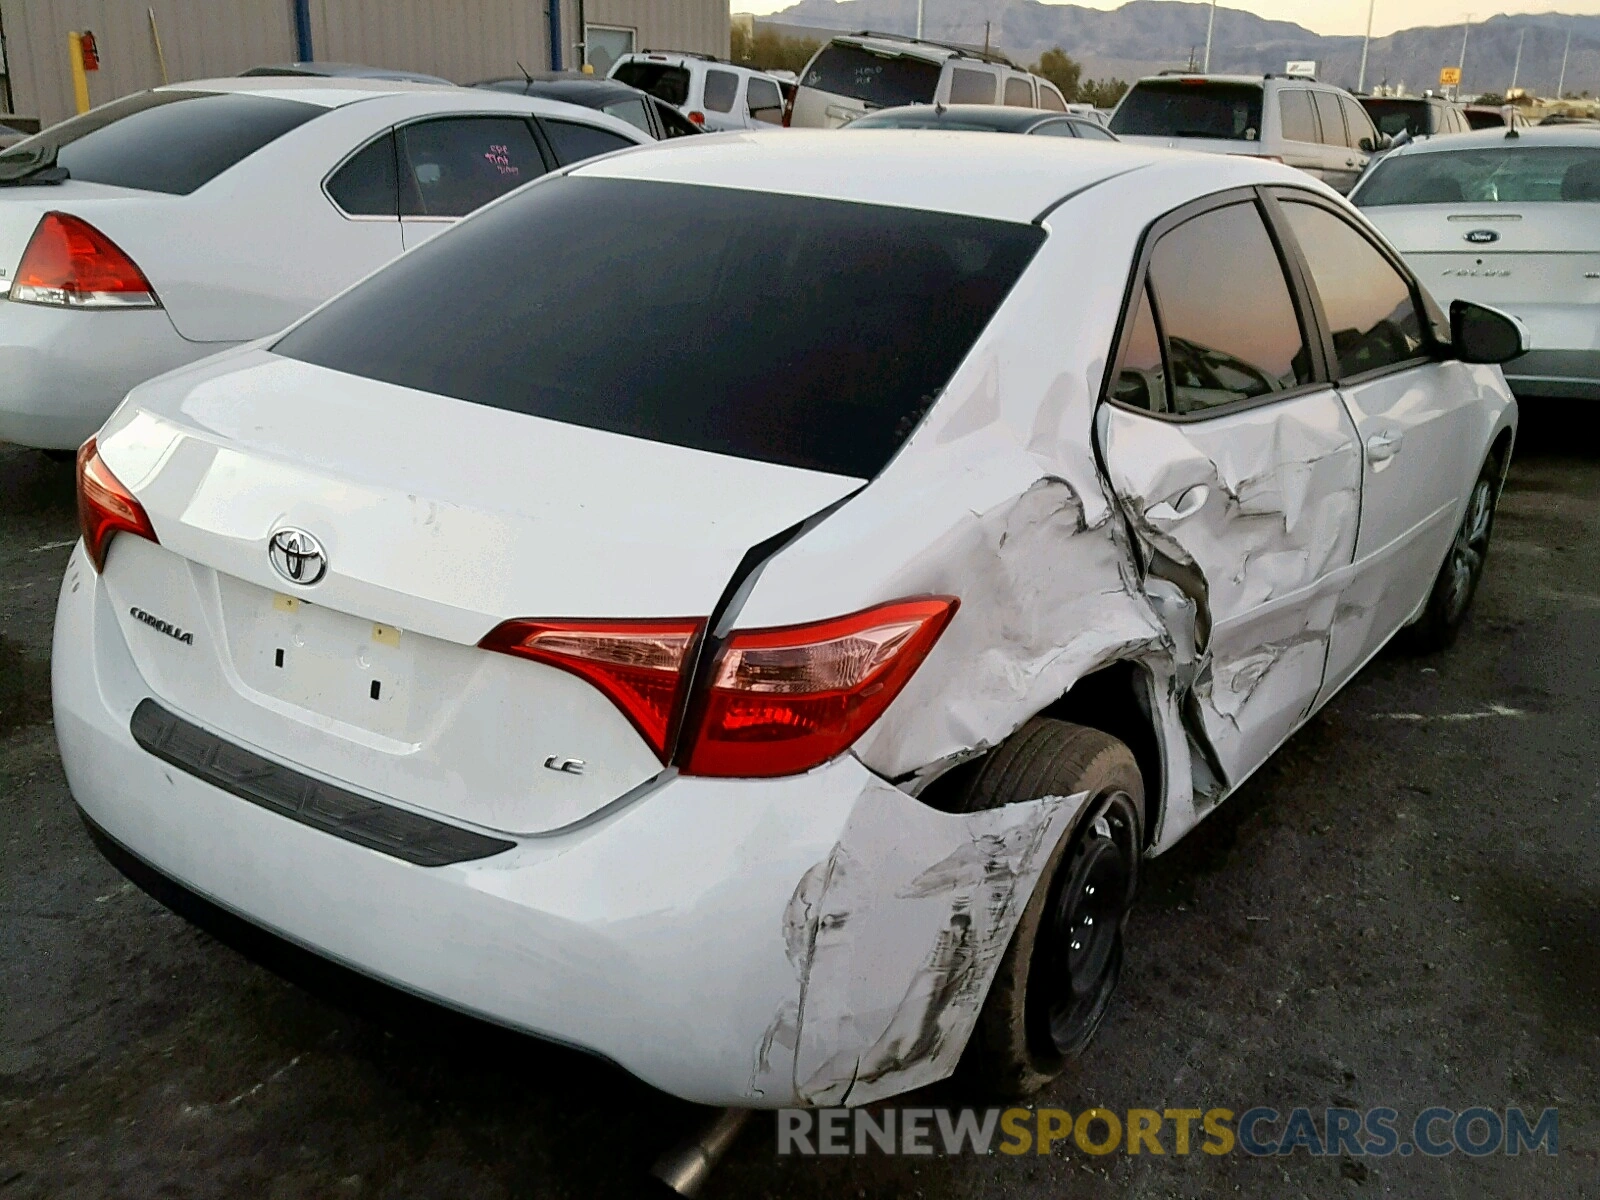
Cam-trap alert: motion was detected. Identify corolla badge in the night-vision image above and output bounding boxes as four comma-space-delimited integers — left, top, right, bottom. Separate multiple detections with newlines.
1465, 229, 1500, 244
268, 527, 328, 586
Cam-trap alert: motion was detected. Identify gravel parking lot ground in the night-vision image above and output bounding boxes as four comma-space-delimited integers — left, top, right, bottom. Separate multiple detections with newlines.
2, 409, 1595, 1200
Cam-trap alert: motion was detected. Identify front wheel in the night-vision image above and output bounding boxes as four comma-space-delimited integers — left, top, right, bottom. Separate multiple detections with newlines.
1402, 455, 1500, 652
955, 718, 1143, 1097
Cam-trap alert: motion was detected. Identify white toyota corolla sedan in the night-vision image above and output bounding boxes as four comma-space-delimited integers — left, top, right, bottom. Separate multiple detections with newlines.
1351, 126, 1600, 401
0, 77, 648, 451
54, 133, 1520, 1108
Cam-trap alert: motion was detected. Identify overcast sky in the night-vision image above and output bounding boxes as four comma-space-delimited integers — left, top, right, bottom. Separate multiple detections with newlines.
735, 1, 1600, 38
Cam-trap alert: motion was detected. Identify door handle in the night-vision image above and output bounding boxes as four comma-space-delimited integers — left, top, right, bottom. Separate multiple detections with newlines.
1366, 431, 1404, 464
1144, 484, 1209, 523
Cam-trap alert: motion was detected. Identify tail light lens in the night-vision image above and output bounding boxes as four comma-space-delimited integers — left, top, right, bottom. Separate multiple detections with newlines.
683, 597, 958, 778
10, 212, 158, 309
76, 438, 158, 572
479, 619, 703, 761
688, 111, 705, 125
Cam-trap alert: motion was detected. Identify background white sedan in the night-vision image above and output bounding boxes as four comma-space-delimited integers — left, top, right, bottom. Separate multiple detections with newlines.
0, 77, 649, 451
1352, 126, 1600, 401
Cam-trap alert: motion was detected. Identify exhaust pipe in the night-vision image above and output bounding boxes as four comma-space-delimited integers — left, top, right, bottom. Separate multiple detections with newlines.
650, 1107, 752, 1197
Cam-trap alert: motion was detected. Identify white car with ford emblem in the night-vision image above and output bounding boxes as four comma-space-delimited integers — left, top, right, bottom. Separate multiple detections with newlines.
55, 133, 1519, 1108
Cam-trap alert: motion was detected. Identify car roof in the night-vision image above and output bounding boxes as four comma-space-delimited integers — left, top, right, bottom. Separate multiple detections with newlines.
570, 129, 1302, 222
165, 75, 461, 107
243, 62, 455, 86
474, 75, 641, 103
1378, 124, 1600, 157
854, 105, 1076, 132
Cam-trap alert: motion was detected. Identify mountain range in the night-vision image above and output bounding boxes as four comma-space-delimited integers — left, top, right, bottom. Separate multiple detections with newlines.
753, 1, 1600, 96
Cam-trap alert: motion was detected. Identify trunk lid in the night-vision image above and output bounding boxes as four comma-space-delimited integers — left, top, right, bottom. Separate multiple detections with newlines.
95, 351, 862, 835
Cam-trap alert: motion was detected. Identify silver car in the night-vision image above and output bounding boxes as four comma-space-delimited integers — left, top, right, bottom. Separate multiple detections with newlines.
1352, 126, 1600, 400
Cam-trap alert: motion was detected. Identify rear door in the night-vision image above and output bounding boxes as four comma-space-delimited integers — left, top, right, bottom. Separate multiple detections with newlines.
700, 68, 745, 131
1269, 190, 1484, 697
397, 115, 550, 249
1276, 87, 1325, 179
1312, 89, 1362, 193
321, 131, 405, 265
1097, 189, 1362, 788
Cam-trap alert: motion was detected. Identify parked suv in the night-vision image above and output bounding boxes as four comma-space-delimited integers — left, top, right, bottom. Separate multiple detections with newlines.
789, 32, 1068, 129
609, 51, 787, 132
1111, 73, 1382, 194
1359, 94, 1471, 141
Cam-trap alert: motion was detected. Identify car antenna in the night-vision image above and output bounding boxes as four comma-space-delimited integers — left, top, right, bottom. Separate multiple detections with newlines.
517, 60, 533, 84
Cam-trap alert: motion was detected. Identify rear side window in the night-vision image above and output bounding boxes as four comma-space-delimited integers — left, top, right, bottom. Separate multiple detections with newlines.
1279, 90, 1317, 143
1341, 96, 1376, 147
398, 117, 545, 218
703, 70, 739, 114
1110, 81, 1263, 141
601, 97, 653, 135
1313, 92, 1348, 146
747, 77, 784, 124
949, 68, 996, 105
327, 133, 398, 216
612, 62, 691, 107
0, 90, 321, 194
543, 120, 637, 165
1004, 77, 1034, 107
802, 43, 941, 108
1076, 121, 1116, 141
1145, 202, 1312, 414
1355, 145, 1600, 205
1038, 83, 1067, 112
1281, 201, 1425, 377
274, 178, 1045, 479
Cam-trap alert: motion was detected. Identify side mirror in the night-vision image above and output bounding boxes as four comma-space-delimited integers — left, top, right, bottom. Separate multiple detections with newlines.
1450, 300, 1529, 364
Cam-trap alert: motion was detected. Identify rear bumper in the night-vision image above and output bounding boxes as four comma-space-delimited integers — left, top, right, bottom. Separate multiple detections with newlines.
1503, 349, 1600, 401
52, 545, 1085, 1107
0, 299, 220, 450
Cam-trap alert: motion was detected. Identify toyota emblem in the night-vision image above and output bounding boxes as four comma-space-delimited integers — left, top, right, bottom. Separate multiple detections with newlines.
268, 527, 328, 586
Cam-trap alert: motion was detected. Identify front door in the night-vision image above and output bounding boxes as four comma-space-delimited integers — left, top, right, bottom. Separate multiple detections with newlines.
1097, 193, 1362, 788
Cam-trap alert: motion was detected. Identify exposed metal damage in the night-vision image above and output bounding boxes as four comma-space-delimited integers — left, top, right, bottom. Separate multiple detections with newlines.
750, 782, 1089, 1107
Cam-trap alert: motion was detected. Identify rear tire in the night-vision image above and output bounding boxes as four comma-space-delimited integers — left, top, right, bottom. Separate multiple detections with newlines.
954, 718, 1143, 1098
42, 449, 74, 464
1402, 455, 1499, 653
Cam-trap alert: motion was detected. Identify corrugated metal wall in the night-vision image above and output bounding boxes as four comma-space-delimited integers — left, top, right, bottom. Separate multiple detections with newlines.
0, 0, 728, 128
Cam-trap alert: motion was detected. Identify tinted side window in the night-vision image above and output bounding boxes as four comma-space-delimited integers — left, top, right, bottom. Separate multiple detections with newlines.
703, 69, 739, 113
1313, 91, 1349, 147
1004, 76, 1034, 107
1279, 90, 1317, 142
1112, 282, 1166, 411
399, 117, 545, 218
602, 97, 653, 135
1076, 120, 1116, 141
1341, 96, 1375, 148
1149, 202, 1312, 415
4, 91, 321, 195
543, 120, 636, 165
1280, 201, 1425, 378
747, 77, 783, 124
326, 133, 398, 216
949, 68, 996, 105
1031, 120, 1077, 137
1038, 83, 1067, 112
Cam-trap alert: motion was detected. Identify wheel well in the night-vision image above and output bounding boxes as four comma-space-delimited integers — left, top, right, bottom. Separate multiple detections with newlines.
1041, 662, 1163, 845
1490, 427, 1514, 481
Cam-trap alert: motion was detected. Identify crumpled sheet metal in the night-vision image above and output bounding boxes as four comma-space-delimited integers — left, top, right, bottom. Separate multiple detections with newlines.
749, 778, 1089, 1107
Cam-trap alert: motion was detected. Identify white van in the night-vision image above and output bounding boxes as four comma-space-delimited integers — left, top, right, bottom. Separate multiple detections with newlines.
1110, 73, 1384, 195
610, 52, 789, 132
788, 33, 1068, 129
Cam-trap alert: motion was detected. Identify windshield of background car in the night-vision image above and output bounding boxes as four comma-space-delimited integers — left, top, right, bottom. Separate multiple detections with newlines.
273, 177, 1045, 479
611, 62, 691, 107
802, 44, 942, 108
0, 90, 322, 193
1356, 145, 1600, 205
1362, 99, 1432, 138
1110, 81, 1263, 140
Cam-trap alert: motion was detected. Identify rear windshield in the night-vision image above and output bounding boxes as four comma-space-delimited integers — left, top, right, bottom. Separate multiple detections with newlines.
1355, 146, 1600, 206
0, 90, 321, 194
274, 177, 1044, 479
612, 62, 691, 107
1362, 99, 1433, 138
802, 44, 942, 109
1110, 80, 1263, 141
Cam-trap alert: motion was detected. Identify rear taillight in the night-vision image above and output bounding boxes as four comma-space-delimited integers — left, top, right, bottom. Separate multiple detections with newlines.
683, 597, 958, 778
76, 438, 158, 572
782, 98, 794, 127
10, 212, 158, 309
688, 111, 705, 125
478, 619, 703, 761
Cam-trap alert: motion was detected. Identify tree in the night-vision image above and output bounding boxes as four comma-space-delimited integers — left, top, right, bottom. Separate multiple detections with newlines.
1078, 77, 1129, 108
1032, 47, 1083, 101
731, 27, 821, 75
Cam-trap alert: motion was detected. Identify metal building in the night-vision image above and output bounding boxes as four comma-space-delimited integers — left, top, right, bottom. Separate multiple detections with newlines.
0, 0, 729, 129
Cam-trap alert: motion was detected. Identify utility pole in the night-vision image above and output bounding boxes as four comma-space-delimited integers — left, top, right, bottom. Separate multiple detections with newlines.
1510, 26, 1525, 93
916, 0, 924, 39
1357, 0, 1377, 93
1457, 13, 1472, 100
1203, 0, 1218, 72
1558, 26, 1572, 98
